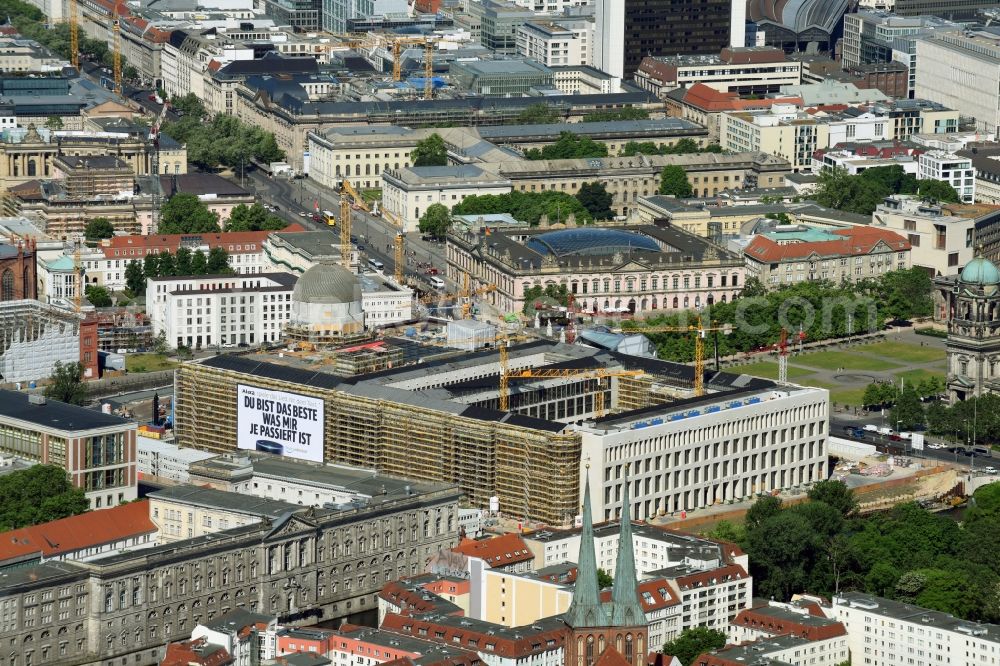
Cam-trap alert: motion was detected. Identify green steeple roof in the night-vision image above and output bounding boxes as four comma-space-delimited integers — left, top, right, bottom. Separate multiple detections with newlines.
609, 469, 646, 627
564, 477, 608, 628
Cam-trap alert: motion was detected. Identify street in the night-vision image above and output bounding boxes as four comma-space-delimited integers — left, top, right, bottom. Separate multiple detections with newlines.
246, 169, 456, 294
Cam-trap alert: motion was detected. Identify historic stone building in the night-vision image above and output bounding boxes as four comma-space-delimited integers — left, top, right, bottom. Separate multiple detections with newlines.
935, 257, 1000, 402
0, 482, 460, 666
0, 125, 159, 191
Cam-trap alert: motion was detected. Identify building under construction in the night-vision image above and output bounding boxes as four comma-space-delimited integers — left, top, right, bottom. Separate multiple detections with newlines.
0, 299, 98, 383
175, 339, 829, 525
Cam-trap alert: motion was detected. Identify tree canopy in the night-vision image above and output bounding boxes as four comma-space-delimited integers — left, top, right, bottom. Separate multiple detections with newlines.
0, 465, 88, 531
44, 361, 87, 405
451, 191, 592, 226
159, 193, 220, 234
662, 627, 727, 665
620, 138, 723, 157
411, 134, 448, 167
418, 203, 452, 239
658, 165, 693, 197
524, 132, 608, 160
517, 103, 559, 124
575, 182, 614, 220
225, 203, 287, 232
84, 217, 114, 242
730, 482, 1000, 623
85, 284, 112, 308
162, 111, 283, 172
814, 165, 961, 215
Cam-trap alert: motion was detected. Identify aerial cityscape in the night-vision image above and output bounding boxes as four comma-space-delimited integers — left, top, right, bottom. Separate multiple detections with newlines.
1, 0, 1000, 664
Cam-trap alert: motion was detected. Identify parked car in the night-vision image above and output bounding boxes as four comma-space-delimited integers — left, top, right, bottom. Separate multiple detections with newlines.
843, 426, 865, 438
889, 434, 903, 442
877, 427, 895, 436
863, 424, 879, 432
426, 267, 439, 275
981, 466, 998, 474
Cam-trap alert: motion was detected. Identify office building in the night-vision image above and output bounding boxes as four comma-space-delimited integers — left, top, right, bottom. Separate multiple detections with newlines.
748, 0, 851, 52
918, 150, 976, 202
381, 166, 513, 232
146, 272, 297, 350
466, 0, 539, 55
446, 224, 745, 315
833, 592, 1000, 666
868, 99, 959, 141
137, 437, 218, 484
175, 340, 828, 525
915, 29, 1000, 134
872, 194, 987, 275
516, 20, 591, 68
0, 389, 137, 509
449, 59, 554, 96
594, 0, 624, 78
744, 227, 912, 287
619, 0, 733, 77
635, 48, 801, 97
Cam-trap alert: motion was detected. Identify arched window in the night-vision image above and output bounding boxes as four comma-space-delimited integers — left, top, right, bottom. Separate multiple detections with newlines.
586, 635, 594, 666
1, 270, 13, 301
625, 634, 634, 663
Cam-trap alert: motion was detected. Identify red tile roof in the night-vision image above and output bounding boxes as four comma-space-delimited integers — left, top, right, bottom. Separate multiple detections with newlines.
99, 224, 304, 259
599, 578, 680, 612
0, 500, 156, 565
744, 227, 910, 263
681, 83, 801, 113
733, 605, 846, 642
673, 564, 749, 591
452, 534, 534, 568
161, 639, 233, 666
380, 613, 564, 659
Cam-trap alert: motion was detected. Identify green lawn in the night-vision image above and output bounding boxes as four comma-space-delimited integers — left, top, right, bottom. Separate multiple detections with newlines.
853, 340, 945, 365
125, 354, 178, 373
894, 368, 945, 386
793, 350, 902, 372
361, 188, 382, 203
806, 380, 869, 408
724, 361, 815, 380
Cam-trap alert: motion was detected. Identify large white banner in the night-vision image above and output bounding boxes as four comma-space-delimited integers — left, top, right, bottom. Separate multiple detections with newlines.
237, 384, 324, 463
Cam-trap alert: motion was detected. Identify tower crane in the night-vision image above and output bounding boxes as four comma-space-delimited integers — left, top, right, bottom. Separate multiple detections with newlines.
323, 35, 436, 100
506, 368, 644, 417
69, 0, 79, 71
339, 179, 369, 270
626, 317, 733, 396
458, 271, 497, 319
393, 232, 404, 285
778, 327, 789, 384
148, 102, 170, 232
112, 6, 122, 95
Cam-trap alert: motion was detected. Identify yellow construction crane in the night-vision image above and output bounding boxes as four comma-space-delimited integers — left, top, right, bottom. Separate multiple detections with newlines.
324, 35, 435, 99
393, 232, 404, 285
627, 317, 732, 396
339, 179, 369, 270
507, 368, 644, 417
69, 0, 79, 70
112, 7, 122, 94
459, 272, 498, 319
382, 208, 404, 230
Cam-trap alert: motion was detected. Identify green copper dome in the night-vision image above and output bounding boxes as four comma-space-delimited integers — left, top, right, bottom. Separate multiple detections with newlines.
960, 257, 1000, 286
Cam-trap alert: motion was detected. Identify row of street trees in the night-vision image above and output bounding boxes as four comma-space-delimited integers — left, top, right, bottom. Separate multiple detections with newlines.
123, 247, 232, 295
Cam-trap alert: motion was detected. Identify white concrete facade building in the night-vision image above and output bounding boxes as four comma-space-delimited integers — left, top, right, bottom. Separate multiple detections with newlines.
834, 592, 1000, 666
918, 150, 976, 203
915, 30, 1000, 134
592, 0, 624, 79
137, 436, 218, 484
146, 272, 297, 350
516, 20, 590, 67
579, 384, 829, 522
381, 165, 513, 233
872, 194, 976, 276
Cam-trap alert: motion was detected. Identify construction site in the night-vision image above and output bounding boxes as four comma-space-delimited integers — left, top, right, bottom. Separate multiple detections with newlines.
174, 329, 829, 526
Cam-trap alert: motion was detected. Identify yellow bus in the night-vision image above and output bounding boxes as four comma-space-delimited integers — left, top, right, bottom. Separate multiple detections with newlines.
323, 210, 336, 226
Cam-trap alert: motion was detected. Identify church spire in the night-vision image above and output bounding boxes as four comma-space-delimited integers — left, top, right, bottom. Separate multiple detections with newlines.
564, 472, 608, 628
610, 465, 646, 626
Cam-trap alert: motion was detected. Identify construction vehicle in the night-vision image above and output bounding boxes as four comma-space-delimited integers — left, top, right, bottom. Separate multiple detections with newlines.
626, 317, 732, 396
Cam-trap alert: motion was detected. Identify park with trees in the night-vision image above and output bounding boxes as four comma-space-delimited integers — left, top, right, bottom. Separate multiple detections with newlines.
707, 480, 1000, 625
813, 165, 961, 215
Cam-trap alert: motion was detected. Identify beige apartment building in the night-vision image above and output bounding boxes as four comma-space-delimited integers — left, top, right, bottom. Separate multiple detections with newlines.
636, 47, 802, 97
148, 485, 305, 543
